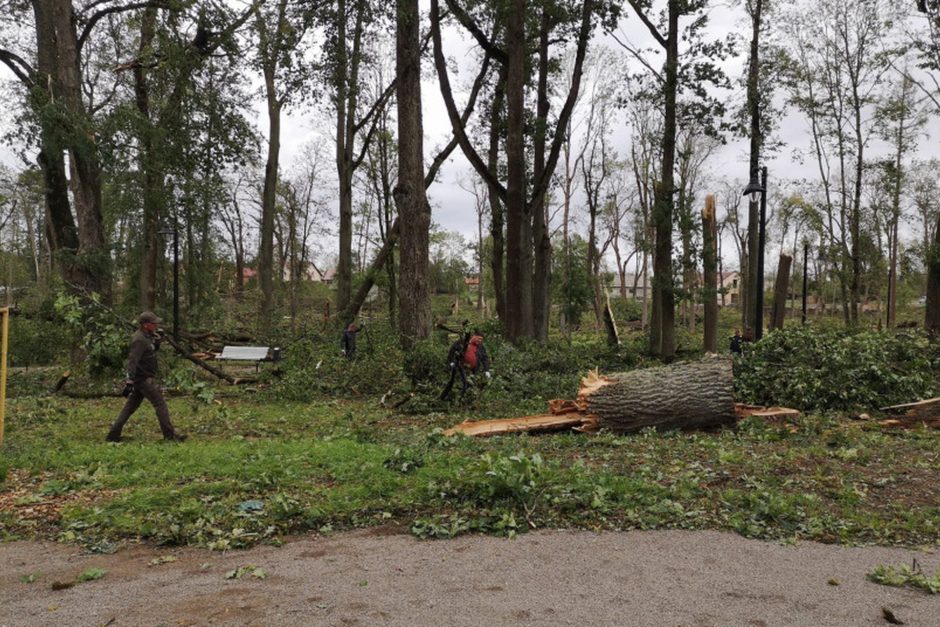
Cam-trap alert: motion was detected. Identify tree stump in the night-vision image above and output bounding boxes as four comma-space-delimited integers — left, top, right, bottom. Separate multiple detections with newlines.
580, 357, 735, 433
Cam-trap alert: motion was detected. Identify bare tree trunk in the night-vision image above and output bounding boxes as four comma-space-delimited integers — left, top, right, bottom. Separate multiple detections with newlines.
926, 213, 940, 336
34, 0, 110, 299
744, 0, 763, 337
531, 9, 551, 342
477, 194, 486, 313
135, 7, 161, 311
395, 0, 431, 349
259, 64, 282, 327
505, 0, 531, 343
771, 253, 792, 330
651, 2, 679, 362
702, 195, 718, 353
487, 67, 507, 322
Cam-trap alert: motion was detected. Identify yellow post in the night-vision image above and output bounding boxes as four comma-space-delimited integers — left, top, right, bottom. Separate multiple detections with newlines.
0, 307, 8, 445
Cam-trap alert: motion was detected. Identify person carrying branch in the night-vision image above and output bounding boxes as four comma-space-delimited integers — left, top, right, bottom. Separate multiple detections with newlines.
440, 329, 491, 401
106, 312, 187, 443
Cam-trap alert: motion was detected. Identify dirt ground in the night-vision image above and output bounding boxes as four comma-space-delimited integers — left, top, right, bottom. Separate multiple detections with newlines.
1, 529, 937, 627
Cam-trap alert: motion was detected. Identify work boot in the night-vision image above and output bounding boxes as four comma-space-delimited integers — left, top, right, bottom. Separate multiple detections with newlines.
105, 434, 124, 443
165, 433, 188, 442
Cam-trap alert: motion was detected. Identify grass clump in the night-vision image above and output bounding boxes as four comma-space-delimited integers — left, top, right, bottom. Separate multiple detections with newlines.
868, 563, 940, 594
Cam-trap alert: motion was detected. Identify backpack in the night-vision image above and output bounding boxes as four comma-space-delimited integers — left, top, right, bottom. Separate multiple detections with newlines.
463, 342, 479, 370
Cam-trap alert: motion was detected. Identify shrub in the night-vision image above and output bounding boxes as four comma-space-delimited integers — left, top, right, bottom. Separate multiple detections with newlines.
734, 325, 938, 411
8, 315, 72, 368
269, 320, 409, 401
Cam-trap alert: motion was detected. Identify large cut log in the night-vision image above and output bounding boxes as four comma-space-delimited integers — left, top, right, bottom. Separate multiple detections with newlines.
580, 357, 735, 433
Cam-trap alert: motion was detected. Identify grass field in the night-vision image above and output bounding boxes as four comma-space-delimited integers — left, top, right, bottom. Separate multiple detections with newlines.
2, 388, 938, 552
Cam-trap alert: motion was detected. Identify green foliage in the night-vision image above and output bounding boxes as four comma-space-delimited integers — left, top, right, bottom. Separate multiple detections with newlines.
734, 326, 939, 411
8, 315, 71, 368
868, 564, 940, 594
53, 293, 128, 377
76, 567, 106, 582
553, 236, 595, 328
271, 321, 409, 401
163, 365, 216, 404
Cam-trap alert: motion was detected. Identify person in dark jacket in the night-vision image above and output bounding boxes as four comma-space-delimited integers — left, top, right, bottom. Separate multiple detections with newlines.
730, 328, 743, 355
341, 322, 362, 360
106, 312, 186, 442
439, 330, 491, 401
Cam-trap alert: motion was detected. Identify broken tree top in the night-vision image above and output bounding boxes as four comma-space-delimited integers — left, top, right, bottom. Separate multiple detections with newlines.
445, 357, 780, 437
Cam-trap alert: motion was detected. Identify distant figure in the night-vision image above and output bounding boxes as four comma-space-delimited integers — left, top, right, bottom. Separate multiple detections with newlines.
107, 312, 186, 443
440, 330, 490, 401
341, 322, 362, 360
730, 329, 743, 355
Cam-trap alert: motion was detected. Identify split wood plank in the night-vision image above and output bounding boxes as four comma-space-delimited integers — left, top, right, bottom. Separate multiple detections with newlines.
443, 414, 596, 437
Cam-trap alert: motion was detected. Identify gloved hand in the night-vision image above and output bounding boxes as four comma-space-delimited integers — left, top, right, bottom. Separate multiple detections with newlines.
485, 371, 492, 379
449, 362, 455, 369
121, 380, 134, 397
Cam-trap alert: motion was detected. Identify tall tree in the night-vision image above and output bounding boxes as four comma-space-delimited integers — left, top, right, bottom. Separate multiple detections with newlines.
743, 0, 763, 336
322, 0, 395, 315
430, 0, 596, 343
254, 0, 314, 327
621, 0, 731, 359
0, 0, 133, 298
874, 73, 927, 327
395, 0, 431, 348
782, 0, 896, 324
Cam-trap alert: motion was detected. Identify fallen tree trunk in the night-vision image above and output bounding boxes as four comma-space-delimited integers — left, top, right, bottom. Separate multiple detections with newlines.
879, 397, 940, 429
161, 334, 238, 385
581, 357, 735, 433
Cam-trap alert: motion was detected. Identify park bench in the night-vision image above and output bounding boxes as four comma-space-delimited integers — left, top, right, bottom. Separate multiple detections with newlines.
217, 346, 282, 372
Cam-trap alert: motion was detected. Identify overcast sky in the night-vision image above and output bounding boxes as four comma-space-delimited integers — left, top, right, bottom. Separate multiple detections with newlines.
2, 1, 939, 273
271, 1, 940, 271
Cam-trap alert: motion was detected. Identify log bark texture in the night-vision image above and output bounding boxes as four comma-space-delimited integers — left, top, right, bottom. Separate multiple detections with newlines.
583, 358, 735, 433
701, 195, 718, 352
771, 253, 792, 331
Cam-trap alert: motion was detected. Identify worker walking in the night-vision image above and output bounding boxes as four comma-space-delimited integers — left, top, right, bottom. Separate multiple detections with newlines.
106, 312, 186, 443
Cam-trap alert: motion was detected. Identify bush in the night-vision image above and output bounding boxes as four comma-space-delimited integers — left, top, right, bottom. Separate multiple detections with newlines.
8, 315, 72, 368
269, 320, 409, 401
734, 325, 939, 411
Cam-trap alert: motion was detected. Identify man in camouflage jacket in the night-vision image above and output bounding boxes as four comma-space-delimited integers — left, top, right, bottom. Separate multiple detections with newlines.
106, 311, 186, 442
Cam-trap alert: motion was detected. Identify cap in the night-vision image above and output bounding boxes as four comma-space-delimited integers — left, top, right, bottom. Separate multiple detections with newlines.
138, 311, 162, 325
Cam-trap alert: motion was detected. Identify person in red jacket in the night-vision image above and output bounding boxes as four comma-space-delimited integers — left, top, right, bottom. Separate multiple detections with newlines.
440, 330, 490, 401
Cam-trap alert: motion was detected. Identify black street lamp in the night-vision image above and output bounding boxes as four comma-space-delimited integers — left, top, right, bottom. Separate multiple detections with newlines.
742, 166, 768, 340
158, 226, 180, 338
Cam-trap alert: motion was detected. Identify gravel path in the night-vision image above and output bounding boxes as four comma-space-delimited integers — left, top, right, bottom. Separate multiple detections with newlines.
1, 529, 937, 626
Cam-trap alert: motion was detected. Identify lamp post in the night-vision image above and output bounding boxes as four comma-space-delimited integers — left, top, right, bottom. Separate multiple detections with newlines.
802, 241, 809, 325
742, 166, 768, 340
158, 226, 180, 338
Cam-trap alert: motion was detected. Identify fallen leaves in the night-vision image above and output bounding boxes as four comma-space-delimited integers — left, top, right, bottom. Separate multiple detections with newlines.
148, 555, 178, 566
225, 565, 267, 580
